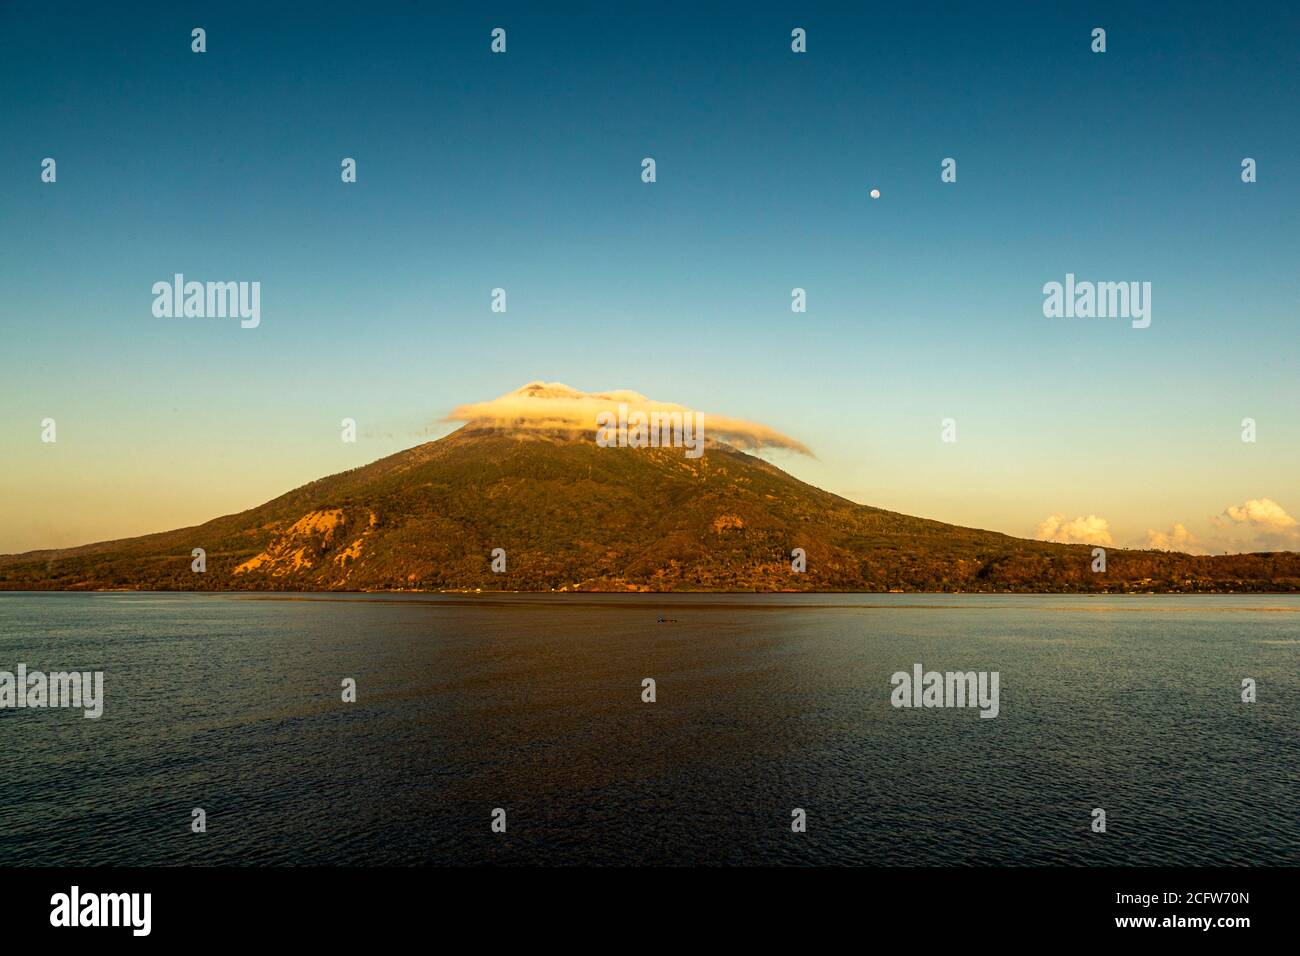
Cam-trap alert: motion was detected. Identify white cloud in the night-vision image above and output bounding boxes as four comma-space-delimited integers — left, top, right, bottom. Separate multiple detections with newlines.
1214, 497, 1297, 531
1144, 523, 1205, 554
1205, 497, 1300, 553
1033, 513, 1113, 546
445, 381, 813, 455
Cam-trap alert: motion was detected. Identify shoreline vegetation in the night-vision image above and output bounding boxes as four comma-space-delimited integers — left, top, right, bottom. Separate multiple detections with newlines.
6, 582, 1298, 596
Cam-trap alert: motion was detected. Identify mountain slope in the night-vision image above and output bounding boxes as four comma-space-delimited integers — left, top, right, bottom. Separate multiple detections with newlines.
2, 426, 1297, 592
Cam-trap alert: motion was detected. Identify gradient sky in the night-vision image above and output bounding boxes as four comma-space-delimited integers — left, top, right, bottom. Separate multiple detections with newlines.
2, 1, 1297, 555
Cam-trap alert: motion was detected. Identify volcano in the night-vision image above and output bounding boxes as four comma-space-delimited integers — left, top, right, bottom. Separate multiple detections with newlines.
2, 424, 1297, 592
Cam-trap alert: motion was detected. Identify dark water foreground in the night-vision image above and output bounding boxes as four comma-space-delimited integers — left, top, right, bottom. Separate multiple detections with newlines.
0, 592, 1295, 866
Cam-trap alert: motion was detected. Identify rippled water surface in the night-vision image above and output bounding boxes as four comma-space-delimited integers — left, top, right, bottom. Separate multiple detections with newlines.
0, 592, 1296, 865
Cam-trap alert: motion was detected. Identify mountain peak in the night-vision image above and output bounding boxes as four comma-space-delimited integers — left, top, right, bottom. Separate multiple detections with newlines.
2, 421, 1297, 592
444, 381, 813, 455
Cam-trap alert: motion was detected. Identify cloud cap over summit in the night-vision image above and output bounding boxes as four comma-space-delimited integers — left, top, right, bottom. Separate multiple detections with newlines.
445, 382, 813, 456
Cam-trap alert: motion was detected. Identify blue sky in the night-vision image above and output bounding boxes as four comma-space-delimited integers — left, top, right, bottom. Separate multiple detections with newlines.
1, 1, 1297, 553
